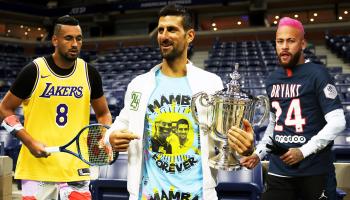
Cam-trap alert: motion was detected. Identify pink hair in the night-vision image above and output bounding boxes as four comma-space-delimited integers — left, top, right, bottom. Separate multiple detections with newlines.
277, 17, 304, 35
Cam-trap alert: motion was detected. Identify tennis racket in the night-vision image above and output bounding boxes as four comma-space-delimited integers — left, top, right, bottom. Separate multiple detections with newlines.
45, 124, 118, 166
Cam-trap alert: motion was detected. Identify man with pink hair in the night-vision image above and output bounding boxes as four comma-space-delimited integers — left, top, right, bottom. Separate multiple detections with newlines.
240, 17, 346, 199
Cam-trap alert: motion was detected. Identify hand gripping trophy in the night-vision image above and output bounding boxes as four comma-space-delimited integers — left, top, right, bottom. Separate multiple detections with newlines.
191, 63, 269, 171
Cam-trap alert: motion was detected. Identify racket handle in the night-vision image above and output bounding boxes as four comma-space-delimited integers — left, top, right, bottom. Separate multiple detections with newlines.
45, 147, 60, 153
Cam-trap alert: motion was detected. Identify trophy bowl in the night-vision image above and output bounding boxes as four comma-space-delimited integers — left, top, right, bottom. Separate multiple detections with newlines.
191, 63, 269, 171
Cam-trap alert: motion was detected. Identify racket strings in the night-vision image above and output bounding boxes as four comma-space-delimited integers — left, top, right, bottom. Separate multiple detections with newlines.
79, 125, 117, 165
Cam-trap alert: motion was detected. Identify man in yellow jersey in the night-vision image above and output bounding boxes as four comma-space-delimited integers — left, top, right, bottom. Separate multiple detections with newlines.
0, 15, 112, 200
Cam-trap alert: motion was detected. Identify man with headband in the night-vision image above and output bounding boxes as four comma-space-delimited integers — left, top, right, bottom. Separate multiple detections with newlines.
239, 17, 345, 199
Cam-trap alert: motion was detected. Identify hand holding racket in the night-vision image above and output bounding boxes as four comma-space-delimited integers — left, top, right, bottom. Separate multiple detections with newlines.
45, 124, 118, 166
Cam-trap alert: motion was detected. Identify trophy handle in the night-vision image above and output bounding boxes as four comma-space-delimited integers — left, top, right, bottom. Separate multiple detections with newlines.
191, 92, 215, 134
253, 95, 270, 127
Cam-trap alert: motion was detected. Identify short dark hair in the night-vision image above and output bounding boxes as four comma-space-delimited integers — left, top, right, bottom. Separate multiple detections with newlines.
158, 4, 193, 31
53, 15, 79, 35
177, 119, 189, 128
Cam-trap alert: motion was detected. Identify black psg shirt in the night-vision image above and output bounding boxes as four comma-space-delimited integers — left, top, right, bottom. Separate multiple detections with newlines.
265, 62, 342, 176
10, 55, 104, 100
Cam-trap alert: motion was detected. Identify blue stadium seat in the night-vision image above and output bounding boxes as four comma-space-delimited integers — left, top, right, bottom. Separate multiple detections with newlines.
332, 133, 350, 162
0, 141, 4, 156
90, 153, 129, 200
337, 188, 347, 200
325, 34, 350, 63
90, 153, 264, 200
217, 164, 263, 200
0, 130, 21, 170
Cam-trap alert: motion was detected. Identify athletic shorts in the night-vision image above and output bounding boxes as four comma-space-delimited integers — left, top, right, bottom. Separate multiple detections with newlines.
21, 180, 91, 200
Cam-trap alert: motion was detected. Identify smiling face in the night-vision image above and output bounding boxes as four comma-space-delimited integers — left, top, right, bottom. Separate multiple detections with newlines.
155, 120, 173, 142
157, 15, 194, 62
52, 24, 82, 62
275, 25, 306, 68
177, 123, 189, 144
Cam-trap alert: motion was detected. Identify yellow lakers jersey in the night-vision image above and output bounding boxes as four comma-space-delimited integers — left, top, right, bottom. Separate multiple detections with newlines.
15, 57, 91, 182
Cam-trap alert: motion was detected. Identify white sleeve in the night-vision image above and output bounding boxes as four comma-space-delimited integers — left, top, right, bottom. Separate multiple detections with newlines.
104, 84, 132, 145
254, 112, 275, 160
299, 108, 346, 158
103, 106, 131, 145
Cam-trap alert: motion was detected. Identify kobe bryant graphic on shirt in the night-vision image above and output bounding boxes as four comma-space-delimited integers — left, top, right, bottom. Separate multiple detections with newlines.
140, 70, 202, 200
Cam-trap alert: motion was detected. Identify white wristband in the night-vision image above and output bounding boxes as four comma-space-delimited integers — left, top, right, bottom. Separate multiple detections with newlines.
1, 115, 24, 136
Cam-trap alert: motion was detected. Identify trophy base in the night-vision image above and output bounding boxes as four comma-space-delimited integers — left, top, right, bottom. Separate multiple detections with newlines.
209, 153, 242, 171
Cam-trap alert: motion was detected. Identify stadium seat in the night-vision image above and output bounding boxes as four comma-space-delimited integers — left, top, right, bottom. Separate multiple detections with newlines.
90, 153, 264, 200
332, 133, 350, 162
0, 141, 4, 156
0, 130, 21, 170
336, 188, 347, 200
325, 34, 350, 63
90, 153, 129, 200
216, 164, 264, 200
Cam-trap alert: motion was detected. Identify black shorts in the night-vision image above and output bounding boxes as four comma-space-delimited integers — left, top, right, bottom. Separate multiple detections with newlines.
262, 174, 328, 200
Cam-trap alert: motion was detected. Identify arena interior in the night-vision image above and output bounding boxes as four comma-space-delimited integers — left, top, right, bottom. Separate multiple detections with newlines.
0, 0, 350, 199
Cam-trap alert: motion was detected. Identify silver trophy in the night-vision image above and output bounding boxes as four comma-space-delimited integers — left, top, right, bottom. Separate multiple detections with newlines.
191, 63, 269, 171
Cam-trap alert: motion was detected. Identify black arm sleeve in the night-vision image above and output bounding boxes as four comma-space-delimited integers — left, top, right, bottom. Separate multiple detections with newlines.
87, 63, 104, 100
10, 62, 38, 99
